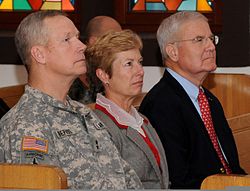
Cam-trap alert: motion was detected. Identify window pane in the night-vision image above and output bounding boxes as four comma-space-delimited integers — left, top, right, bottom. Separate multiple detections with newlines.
0, 0, 75, 11
130, 0, 214, 12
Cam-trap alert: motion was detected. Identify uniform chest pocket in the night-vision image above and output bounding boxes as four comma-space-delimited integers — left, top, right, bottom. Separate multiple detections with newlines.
53, 128, 94, 159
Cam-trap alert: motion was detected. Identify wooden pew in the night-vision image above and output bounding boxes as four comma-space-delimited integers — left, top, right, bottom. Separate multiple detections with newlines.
0, 73, 249, 118
201, 174, 250, 190
228, 113, 250, 174
203, 73, 250, 118
0, 84, 25, 108
0, 163, 68, 189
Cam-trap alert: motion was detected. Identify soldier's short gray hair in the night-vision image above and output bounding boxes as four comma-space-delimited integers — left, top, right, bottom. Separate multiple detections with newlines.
15, 10, 66, 72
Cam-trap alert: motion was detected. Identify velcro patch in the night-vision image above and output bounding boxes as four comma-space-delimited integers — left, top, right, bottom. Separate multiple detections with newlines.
24, 151, 45, 160
22, 136, 48, 153
55, 129, 74, 139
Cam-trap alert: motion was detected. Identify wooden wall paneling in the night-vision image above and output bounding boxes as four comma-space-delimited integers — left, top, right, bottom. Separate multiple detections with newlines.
203, 74, 250, 118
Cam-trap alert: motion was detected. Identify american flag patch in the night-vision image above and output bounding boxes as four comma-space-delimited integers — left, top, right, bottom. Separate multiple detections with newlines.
22, 136, 48, 153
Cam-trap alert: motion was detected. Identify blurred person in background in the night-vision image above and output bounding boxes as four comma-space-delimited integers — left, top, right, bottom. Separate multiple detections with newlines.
68, 16, 122, 104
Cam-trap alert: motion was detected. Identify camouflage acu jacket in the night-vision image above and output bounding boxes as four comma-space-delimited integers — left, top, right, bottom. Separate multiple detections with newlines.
0, 85, 142, 189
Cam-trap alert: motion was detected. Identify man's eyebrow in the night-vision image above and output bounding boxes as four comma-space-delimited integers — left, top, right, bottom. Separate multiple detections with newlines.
62, 32, 70, 37
63, 31, 79, 36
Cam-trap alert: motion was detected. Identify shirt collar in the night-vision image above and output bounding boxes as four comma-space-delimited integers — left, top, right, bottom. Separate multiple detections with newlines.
167, 68, 199, 101
96, 93, 145, 135
25, 85, 89, 115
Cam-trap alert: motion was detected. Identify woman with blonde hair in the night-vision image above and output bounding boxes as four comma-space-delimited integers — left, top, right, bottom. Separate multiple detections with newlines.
85, 29, 169, 189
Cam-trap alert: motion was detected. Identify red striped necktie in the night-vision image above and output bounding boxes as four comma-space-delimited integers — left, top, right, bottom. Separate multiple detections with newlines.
198, 88, 232, 174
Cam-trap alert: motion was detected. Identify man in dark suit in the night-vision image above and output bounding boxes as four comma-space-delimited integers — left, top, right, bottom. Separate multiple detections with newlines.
139, 11, 246, 189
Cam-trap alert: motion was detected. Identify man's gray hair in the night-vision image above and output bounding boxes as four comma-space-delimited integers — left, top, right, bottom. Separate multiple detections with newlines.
157, 11, 208, 61
15, 10, 66, 72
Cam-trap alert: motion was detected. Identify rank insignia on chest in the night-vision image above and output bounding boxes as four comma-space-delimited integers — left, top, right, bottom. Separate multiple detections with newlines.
22, 136, 48, 154
94, 122, 105, 130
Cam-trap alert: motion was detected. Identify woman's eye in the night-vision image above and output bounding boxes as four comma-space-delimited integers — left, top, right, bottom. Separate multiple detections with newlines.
125, 62, 132, 66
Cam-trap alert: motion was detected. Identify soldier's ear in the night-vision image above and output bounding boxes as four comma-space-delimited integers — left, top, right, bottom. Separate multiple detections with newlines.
166, 43, 179, 62
30, 45, 46, 64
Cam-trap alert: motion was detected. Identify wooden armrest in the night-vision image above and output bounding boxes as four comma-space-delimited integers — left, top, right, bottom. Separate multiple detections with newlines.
201, 174, 250, 190
0, 163, 68, 189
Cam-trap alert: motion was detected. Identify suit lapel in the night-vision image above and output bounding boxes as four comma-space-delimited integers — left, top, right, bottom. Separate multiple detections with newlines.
164, 70, 204, 123
126, 125, 162, 181
95, 102, 163, 181
141, 123, 163, 180
164, 70, 212, 139
143, 121, 169, 187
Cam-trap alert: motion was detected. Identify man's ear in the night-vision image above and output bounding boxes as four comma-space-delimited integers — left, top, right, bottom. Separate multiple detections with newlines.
96, 68, 110, 84
30, 45, 46, 64
165, 44, 179, 62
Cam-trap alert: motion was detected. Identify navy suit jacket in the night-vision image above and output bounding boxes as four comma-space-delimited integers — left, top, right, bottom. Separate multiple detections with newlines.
139, 70, 245, 189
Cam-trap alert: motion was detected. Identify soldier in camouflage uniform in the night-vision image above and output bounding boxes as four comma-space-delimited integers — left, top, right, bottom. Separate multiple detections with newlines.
0, 10, 142, 189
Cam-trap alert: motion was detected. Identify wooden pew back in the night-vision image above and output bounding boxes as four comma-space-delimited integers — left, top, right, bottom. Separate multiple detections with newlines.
0, 84, 25, 108
0, 73, 249, 118
228, 113, 250, 174
201, 174, 250, 190
203, 73, 250, 118
0, 163, 68, 189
